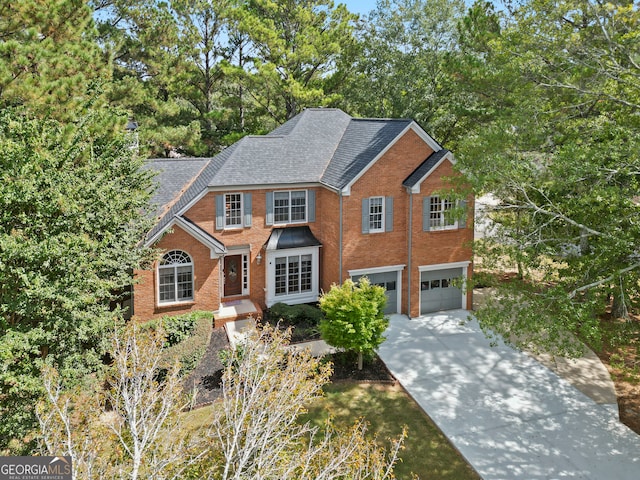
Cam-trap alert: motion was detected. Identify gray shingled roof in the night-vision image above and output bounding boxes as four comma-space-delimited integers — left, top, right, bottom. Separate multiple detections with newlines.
144, 108, 438, 246
403, 149, 451, 189
204, 108, 352, 187
321, 118, 414, 190
144, 158, 210, 217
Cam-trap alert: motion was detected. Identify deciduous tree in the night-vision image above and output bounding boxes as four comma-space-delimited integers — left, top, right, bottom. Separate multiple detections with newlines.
319, 278, 389, 370
0, 108, 154, 452
38, 323, 403, 479
457, 0, 640, 355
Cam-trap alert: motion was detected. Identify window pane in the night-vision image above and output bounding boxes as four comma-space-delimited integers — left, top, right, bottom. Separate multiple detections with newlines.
176, 265, 193, 300
288, 256, 300, 293
300, 254, 312, 292
225, 193, 242, 227
275, 257, 287, 295
274, 192, 289, 223
369, 197, 383, 231
159, 268, 175, 301
290, 191, 306, 221
430, 196, 442, 228
443, 199, 456, 226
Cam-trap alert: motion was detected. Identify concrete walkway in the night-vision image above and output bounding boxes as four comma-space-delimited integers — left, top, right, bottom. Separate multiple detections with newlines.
378, 311, 640, 480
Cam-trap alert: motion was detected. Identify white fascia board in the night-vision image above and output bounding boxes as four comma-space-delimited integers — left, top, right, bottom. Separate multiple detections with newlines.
348, 264, 406, 276
174, 216, 227, 258
144, 216, 227, 258
418, 261, 470, 272
341, 122, 442, 196
144, 217, 178, 248
409, 151, 456, 194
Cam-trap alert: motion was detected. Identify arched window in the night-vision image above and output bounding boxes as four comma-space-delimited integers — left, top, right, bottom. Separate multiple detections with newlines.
158, 250, 193, 303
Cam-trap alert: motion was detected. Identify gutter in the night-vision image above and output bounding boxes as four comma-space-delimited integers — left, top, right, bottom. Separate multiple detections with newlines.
339, 192, 343, 280
407, 190, 413, 318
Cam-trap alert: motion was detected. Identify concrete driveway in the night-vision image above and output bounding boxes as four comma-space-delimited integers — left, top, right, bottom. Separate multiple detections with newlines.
378, 311, 640, 479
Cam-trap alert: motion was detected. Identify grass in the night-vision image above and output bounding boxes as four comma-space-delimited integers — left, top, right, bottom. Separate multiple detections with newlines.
301, 382, 480, 480
184, 382, 479, 479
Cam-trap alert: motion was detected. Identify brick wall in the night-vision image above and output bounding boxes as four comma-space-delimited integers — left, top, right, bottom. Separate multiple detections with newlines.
133, 128, 474, 321
132, 224, 220, 320
408, 158, 474, 316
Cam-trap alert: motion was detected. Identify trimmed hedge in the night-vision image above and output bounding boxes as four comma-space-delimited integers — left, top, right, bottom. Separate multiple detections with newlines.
267, 302, 324, 325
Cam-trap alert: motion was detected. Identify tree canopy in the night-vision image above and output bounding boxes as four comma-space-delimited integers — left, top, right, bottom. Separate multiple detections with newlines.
456, 0, 640, 355
0, 108, 155, 452
319, 278, 389, 370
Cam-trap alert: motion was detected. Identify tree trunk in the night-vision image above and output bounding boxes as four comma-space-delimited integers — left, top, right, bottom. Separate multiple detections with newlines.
357, 352, 363, 371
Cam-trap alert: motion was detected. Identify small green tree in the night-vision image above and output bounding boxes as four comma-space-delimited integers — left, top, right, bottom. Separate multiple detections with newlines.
319, 278, 389, 370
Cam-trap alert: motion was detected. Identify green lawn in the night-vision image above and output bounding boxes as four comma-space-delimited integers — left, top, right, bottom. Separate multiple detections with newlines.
301, 382, 479, 480
182, 382, 480, 479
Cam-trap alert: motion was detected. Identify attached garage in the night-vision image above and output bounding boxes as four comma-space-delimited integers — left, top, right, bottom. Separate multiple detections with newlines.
419, 262, 469, 314
349, 265, 404, 315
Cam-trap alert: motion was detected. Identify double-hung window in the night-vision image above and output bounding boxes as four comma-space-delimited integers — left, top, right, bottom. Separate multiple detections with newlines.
362, 196, 393, 234
368, 196, 384, 233
429, 196, 457, 230
225, 193, 242, 228
274, 190, 307, 224
158, 250, 193, 304
216, 193, 252, 229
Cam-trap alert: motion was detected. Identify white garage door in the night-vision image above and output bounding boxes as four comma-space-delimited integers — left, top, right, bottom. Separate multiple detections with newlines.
420, 268, 463, 314
352, 271, 398, 315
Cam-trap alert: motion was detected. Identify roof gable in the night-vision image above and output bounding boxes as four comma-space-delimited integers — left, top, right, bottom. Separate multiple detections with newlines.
324, 121, 442, 195
402, 149, 455, 193
144, 109, 446, 244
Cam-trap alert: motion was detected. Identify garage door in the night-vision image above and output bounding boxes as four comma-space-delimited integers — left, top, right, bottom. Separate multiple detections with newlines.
352, 271, 398, 315
420, 268, 463, 314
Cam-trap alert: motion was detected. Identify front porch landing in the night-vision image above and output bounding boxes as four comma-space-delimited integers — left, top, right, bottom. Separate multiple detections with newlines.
214, 299, 262, 328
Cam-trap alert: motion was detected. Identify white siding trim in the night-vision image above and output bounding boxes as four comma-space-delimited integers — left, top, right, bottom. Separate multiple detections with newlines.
409, 151, 456, 194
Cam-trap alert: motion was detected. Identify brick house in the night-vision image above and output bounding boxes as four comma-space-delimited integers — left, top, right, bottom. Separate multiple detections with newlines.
133, 108, 473, 326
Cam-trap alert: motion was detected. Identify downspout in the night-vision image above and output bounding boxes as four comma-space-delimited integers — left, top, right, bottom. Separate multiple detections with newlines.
339, 191, 343, 281
407, 190, 413, 318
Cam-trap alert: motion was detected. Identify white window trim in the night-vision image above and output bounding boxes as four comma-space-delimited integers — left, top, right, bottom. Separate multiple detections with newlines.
225, 192, 244, 229
368, 196, 385, 234
157, 250, 194, 306
430, 196, 458, 231
265, 246, 319, 307
274, 190, 308, 225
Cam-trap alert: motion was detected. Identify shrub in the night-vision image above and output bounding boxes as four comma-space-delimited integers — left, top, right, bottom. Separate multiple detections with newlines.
268, 302, 324, 326
149, 312, 213, 376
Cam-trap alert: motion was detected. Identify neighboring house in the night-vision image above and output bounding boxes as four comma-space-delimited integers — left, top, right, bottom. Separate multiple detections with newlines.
134, 108, 473, 326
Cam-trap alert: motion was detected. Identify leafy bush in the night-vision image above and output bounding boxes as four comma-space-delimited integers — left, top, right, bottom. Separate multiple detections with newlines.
148, 312, 213, 376
268, 302, 324, 326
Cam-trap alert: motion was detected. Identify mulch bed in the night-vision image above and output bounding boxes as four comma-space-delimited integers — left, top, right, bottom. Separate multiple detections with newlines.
183, 327, 396, 407
182, 327, 228, 406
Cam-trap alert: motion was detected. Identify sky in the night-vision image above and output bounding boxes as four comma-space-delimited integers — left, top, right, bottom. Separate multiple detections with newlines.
341, 0, 379, 17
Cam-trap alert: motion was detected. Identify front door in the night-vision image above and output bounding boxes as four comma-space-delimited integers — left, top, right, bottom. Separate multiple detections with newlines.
224, 255, 242, 297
